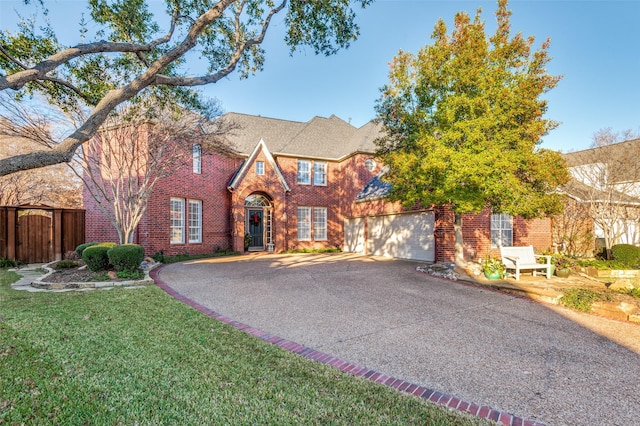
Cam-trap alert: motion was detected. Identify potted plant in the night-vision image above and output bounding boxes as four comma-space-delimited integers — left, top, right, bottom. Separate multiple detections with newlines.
554, 256, 575, 278
483, 256, 505, 280
244, 233, 251, 251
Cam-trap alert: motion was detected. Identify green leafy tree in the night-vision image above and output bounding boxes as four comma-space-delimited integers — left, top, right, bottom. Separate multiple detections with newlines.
0, 0, 371, 176
375, 0, 569, 264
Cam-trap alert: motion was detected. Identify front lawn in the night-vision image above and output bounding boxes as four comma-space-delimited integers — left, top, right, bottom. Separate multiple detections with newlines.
0, 270, 487, 425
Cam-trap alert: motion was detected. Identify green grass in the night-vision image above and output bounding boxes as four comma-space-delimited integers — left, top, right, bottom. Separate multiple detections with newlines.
0, 270, 487, 425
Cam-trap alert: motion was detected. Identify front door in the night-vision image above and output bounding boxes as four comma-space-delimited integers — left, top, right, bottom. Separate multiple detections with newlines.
247, 209, 264, 250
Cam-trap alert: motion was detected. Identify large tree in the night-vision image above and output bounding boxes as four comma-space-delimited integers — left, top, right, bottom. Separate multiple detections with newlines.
0, 117, 82, 207
0, 0, 371, 176
375, 0, 569, 264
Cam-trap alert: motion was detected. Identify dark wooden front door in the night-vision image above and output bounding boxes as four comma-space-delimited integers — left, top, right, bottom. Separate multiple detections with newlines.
247, 209, 264, 249
17, 210, 53, 263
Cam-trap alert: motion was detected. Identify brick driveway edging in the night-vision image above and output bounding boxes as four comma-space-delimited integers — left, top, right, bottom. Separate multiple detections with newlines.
150, 265, 544, 426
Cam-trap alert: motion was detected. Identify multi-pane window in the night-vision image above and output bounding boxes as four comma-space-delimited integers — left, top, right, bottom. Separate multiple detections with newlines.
314, 207, 327, 240
297, 207, 311, 240
170, 198, 185, 244
314, 162, 327, 186
491, 214, 513, 247
256, 161, 265, 176
297, 160, 311, 184
193, 144, 202, 174
188, 200, 202, 243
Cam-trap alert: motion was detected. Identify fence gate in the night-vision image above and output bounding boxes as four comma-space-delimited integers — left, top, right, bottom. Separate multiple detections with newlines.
17, 209, 53, 263
1, 206, 85, 264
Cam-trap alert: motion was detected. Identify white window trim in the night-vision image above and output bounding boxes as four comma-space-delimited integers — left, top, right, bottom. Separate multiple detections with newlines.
188, 199, 202, 243
297, 159, 311, 185
256, 161, 265, 176
314, 161, 327, 186
297, 207, 311, 241
193, 144, 202, 174
491, 213, 513, 248
314, 207, 327, 241
170, 197, 185, 244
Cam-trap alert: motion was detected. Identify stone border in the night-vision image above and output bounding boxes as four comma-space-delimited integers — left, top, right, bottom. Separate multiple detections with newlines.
29, 261, 156, 290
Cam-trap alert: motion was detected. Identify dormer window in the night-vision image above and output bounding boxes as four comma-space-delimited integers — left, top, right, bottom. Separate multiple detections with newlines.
256, 161, 265, 175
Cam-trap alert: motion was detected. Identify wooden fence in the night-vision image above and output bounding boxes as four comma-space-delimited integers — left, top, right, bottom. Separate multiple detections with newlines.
0, 206, 85, 264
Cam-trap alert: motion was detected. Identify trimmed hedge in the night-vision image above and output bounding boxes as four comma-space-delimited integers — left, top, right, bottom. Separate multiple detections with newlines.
76, 242, 98, 257
611, 244, 640, 268
82, 243, 118, 272
108, 244, 145, 272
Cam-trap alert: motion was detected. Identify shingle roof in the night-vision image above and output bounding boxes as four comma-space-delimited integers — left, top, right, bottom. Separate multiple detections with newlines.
220, 112, 381, 160
355, 167, 392, 202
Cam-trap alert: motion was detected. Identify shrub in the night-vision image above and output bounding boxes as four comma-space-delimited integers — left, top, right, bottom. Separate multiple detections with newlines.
55, 260, 79, 270
610, 244, 640, 268
0, 258, 18, 269
82, 243, 118, 272
107, 244, 145, 272
151, 251, 165, 263
76, 242, 99, 257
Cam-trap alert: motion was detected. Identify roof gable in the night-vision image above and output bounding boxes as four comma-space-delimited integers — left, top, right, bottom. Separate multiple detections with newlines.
227, 139, 290, 192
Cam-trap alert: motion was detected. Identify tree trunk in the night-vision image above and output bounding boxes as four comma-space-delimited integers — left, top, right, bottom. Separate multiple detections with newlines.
453, 212, 467, 267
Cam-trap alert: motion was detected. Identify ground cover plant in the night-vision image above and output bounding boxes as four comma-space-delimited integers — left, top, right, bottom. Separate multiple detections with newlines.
560, 288, 612, 312
0, 270, 487, 425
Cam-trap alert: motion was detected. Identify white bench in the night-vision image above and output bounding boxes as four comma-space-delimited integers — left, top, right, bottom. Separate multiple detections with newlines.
499, 245, 552, 281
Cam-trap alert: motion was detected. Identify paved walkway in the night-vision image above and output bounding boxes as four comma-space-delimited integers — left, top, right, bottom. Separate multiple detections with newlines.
153, 253, 640, 426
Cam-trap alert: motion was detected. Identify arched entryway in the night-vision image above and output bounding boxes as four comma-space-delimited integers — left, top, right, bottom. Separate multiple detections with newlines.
245, 194, 273, 251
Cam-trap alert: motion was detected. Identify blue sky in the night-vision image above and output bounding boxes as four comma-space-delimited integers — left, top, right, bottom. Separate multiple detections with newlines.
2, 0, 639, 152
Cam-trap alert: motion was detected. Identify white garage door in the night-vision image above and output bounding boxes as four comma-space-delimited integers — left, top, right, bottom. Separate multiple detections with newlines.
344, 217, 365, 253
368, 212, 435, 261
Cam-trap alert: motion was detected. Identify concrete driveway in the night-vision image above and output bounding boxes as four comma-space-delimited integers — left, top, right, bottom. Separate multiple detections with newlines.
154, 253, 640, 426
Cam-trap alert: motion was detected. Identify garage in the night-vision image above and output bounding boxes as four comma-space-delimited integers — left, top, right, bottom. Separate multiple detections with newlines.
344, 217, 365, 253
344, 211, 435, 262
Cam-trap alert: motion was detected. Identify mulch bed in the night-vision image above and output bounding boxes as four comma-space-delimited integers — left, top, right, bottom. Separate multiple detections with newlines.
42, 261, 136, 283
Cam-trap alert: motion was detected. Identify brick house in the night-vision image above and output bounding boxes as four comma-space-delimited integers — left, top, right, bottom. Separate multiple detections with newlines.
85, 112, 553, 262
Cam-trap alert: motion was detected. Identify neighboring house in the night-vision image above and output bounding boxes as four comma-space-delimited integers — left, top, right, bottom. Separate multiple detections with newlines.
561, 138, 640, 250
85, 112, 553, 262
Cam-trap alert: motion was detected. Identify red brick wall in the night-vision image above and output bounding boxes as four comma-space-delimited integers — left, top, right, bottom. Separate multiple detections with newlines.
83, 184, 121, 244
432, 206, 553, 262
84, 144, 242, 256
276, 156, 343, 250
140, 151, 242, 256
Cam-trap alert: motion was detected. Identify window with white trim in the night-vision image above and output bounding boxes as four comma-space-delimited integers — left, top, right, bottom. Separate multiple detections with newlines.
188, 200, 202, 243
297, 160, 311, 184
256, 161, 264, 176
297, 207, 311, 241
491, 214, 513, 247
314, 161, 327, 186
170, 198, 185, 244
314, 207, 327, 240
193, 144, 202, 174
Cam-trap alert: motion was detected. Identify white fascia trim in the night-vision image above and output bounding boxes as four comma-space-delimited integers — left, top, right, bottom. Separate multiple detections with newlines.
227, 139, 291, 192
